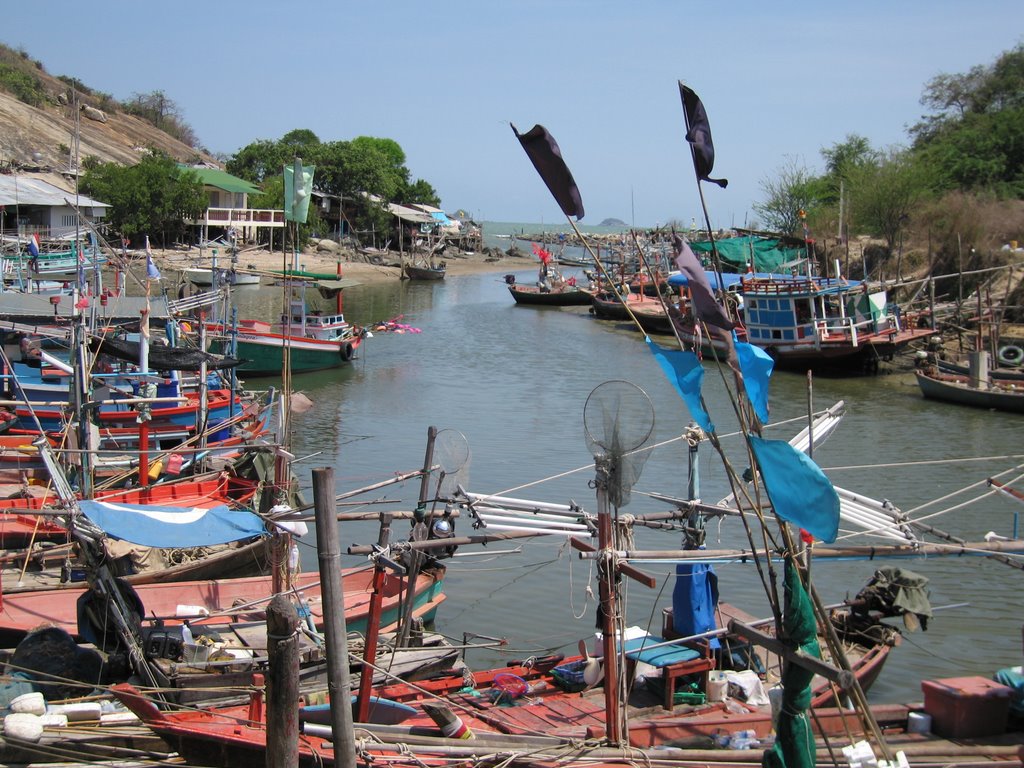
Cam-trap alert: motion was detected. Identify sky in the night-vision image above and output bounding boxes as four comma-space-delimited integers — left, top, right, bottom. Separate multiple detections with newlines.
3, 1, 1022, 229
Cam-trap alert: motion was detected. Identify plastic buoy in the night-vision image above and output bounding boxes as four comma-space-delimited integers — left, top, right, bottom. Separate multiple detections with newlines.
10, 692, 45, 715
4, 712, 44, 742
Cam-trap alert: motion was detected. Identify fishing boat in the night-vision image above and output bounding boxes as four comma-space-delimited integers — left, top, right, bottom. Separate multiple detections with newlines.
915, 366, 1024, 413
404, 262, 446, 280
590, 290, 674, 333
183, 266, 262, 286
220, 306, 365, 377
667, 269, 933, 374
508, 279, 595, 306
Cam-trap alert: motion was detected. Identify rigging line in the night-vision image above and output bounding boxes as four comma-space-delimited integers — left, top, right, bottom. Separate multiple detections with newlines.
823, 454, 1024, 471
904, 463, 1024, 517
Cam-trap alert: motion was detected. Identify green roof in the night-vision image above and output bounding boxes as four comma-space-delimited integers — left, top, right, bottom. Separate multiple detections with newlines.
180, 166, 261, 194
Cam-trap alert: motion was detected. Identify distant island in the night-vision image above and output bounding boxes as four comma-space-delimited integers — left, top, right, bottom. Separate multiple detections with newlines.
599, 218, 627, 227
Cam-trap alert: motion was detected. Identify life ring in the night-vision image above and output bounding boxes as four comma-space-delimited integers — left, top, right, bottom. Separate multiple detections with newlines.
340, 342, 354, 362
997, 345, 1023, 367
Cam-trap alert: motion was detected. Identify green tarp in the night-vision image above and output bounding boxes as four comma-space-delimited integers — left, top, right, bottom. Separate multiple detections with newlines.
763, 559, 819, 768
690, 236, 807, 273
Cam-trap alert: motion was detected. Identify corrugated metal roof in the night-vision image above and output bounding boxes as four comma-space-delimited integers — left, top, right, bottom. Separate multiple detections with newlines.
180, 166, 261, 195
0, 175, 109, 208
387, 203, 435, 224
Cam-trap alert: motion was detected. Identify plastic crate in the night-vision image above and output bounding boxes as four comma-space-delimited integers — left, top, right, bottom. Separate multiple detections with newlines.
921, 676, 1012, 738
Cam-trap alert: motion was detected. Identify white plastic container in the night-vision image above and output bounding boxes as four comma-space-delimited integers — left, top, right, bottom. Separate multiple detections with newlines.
707, 671, 728, 702
907, 711, 932, 734
176, 604, 210, 618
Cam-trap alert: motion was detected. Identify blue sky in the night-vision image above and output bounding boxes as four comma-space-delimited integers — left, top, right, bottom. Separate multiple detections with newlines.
4, 2, 1022, 228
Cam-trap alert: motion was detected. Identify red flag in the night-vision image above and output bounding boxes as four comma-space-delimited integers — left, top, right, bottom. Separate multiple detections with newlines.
531, 243, 552, 264
678, 82, 728, 189
511, 124, 585, 220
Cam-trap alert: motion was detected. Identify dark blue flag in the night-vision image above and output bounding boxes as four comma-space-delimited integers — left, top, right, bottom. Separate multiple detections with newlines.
678, 82, 728, 188
511, 124, 585, 220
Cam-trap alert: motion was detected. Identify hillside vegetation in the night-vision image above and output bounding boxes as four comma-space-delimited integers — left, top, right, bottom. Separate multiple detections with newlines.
0, 43, 210, 171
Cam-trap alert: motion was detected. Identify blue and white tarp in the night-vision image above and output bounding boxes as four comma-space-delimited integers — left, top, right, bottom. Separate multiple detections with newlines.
78, 500, 266, 548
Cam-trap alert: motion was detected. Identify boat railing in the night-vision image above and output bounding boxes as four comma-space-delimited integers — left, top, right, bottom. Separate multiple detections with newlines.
815, 316, 859, 346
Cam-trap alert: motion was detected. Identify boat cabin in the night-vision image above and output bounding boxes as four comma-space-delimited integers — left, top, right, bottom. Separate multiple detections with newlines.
741, 275, 894, 346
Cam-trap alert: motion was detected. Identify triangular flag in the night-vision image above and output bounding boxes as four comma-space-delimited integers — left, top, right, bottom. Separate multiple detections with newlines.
749, 436, 839, 543
511, 123, 585, 220
678, 82, 728, 188
735, 340, 774, 424
646, 337, 714, 433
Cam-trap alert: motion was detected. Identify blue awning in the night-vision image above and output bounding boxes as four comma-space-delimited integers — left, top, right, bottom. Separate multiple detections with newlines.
79, 500, 266, 547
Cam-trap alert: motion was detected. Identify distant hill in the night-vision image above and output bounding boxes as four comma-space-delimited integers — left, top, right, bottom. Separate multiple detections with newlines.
0, 46, 213, 172
599, 218, 626, 227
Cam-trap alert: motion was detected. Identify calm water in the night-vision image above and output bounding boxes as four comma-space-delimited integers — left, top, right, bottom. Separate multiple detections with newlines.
227, 254, 1023, 704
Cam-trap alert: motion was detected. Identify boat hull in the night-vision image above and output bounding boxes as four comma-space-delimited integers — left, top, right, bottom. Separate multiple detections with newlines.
915, 370, 1024, 413
404, 265, 445, 280
508, 284, 594, 306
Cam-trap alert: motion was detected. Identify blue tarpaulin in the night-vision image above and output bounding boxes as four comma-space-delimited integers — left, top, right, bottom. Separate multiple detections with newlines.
78, 500, 266, 548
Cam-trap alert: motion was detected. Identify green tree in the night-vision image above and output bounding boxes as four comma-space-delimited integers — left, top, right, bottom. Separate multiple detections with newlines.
753, 157, 825, 235
80, 151, 206, 245
229, 129, 441, 243
911, 45, 1024, 196
847, 148, 932, 255
123, 90, 198, 147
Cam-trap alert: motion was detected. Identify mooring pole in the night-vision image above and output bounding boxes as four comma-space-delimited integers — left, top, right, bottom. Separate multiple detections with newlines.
266, 593, 299, 768
313, 466, 357, 768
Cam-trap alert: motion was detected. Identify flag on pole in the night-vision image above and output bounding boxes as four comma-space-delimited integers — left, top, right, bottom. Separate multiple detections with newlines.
749, 436, 840, 543
145, 236, 161, 281
284, 159, 315, 223
27, 233, 40, 257
646, 337, 715, 433
511, 124, 585, 220
734, 340, 774, 424
678, 82, 728, 188
672, 234, 733, 330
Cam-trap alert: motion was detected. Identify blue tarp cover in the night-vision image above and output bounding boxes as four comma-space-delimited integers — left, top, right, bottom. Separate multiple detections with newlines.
78, 500, 266, 548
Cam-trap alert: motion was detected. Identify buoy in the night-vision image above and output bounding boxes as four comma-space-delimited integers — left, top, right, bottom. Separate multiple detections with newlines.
422, 701, 473, 739
10, 692, 45, 715
997, 345, 1023, 367
5, 712, 44, 742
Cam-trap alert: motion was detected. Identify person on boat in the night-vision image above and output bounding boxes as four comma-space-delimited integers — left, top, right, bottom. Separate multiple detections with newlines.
538, 262, 552, 292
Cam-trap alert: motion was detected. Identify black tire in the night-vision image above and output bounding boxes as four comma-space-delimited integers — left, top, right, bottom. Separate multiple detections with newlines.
340, 342, 354, 361
997, 345, 1023, 367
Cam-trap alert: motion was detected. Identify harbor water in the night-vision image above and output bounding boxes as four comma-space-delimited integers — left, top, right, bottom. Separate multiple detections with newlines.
225, 237, 1023, 706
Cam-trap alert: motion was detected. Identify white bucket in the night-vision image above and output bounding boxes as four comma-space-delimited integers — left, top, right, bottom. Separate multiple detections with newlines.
10, 692, 46, 715
907, 711, 931, 734
707, 671, 728, 702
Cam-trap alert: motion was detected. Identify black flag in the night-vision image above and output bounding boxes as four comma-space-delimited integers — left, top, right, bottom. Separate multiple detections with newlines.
678, 83, 728, 189
511, 123, 585, 220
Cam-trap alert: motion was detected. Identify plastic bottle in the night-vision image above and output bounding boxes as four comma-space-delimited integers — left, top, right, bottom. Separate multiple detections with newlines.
181, 621, 193, 646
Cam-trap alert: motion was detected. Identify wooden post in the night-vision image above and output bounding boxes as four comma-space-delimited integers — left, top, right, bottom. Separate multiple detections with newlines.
313, 467, 357, 768
356, 513, 393, 722
266, 593, 300, 768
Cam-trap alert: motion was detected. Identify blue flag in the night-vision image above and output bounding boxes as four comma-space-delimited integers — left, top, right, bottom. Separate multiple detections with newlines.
735, 340, 774, 424
749, 436, 839, 543
647, 337, 714, 433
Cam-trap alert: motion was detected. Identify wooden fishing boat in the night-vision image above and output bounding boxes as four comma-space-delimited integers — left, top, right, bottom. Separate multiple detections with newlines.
590, 291, 674, 333
0, 560, 445, 643
667, 270, 932, 374
183, 266, 261, 286
505, 274, 596, 306
915, 368, 1024, 413
404, 263, 446, 280
107, 594, 902, 766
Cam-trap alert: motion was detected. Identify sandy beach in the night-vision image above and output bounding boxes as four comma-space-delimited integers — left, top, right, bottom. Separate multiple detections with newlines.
151, 243, 540, 286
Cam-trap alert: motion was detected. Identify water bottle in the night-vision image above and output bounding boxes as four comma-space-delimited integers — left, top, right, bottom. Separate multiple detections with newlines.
181, 621, 193, 646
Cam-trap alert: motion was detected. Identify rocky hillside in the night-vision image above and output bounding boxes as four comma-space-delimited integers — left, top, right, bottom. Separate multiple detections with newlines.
0, 61, 213, 171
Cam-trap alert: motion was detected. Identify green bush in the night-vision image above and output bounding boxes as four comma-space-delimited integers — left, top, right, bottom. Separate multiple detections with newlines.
0, 64, 45, 106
